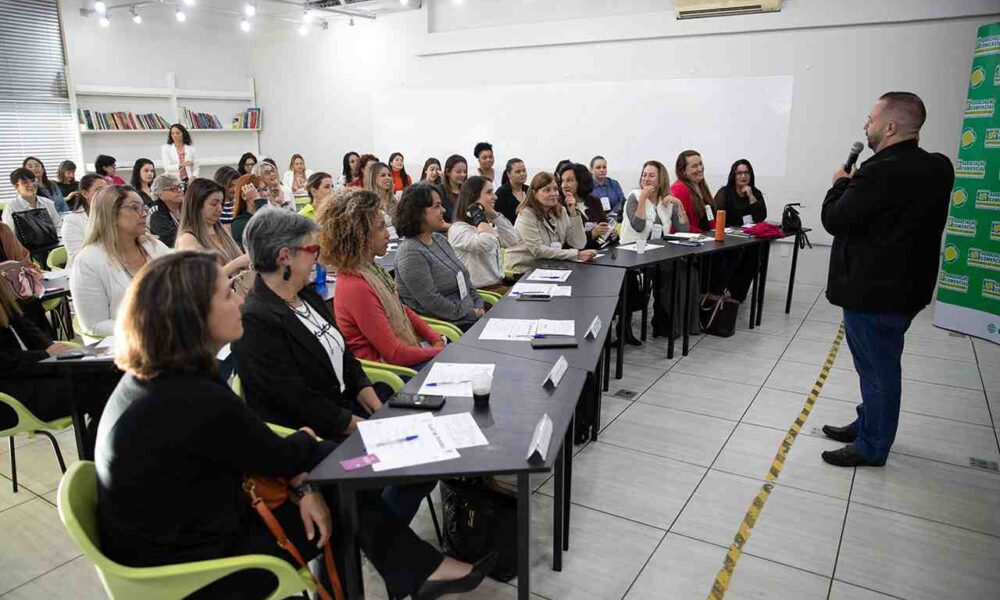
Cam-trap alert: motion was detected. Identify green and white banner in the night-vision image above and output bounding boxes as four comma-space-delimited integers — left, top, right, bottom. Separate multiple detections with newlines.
934, 22, 1000, 344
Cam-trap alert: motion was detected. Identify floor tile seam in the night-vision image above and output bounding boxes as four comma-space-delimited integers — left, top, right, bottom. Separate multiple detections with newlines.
827, 578, 910, 600
970, 343, 1000, 455
845, 498, 1000, 541
827, 467, 857, 599
0, 554, 84, 597
629, 398, 744, 424
777, 357, 988, 392
584, 439, 715, 472
707, 465, 849, 502
533, 488, 671, 533
664, 530, 837, 581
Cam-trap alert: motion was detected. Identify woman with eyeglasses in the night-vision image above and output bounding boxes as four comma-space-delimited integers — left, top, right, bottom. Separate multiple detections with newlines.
175, 178, 250, 277
70, 185, 170, 339
237, 152, 257, 176
97, 251, 496, 600
61, 174, 107, 267
709, 159, 768, 302
252, 161, 296, 211
147, 174, 184, 248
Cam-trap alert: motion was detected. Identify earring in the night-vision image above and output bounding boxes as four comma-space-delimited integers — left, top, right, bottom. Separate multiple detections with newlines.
282, 265, 292, 281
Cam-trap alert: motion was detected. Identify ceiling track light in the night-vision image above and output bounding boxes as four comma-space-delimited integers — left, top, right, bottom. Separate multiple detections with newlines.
94, 1, 107, 15
175, 9, 186, 22
240, 18, 251, 32
99, 14, 110, 27
130, 6, 142, 24
183, 0, 196, 6
244, 3, 256, 17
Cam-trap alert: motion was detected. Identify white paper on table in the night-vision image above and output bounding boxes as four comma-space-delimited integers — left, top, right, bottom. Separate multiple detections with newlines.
549, 286, 572, 297
419, 363, 496, 397
526, 269, 571, 282
536, 319, 575, 336
617, 242, 663, 252
479, 318, 538, 341
359, 413, 460, 472
510, 283, 572, 297
432, 413, 488, 449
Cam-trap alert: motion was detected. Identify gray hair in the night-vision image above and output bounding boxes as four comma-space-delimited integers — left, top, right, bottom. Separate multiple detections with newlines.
251, 161, 277, 178
150, 174, 181, 200
243, 206, 318, 273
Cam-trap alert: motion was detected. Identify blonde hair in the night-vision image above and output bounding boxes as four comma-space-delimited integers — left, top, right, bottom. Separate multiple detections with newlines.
363, 161, 396, 218
640, 160, 671, 201
178, 178, 242, 262
317, 188, 382, 274
83, 185, 154, 272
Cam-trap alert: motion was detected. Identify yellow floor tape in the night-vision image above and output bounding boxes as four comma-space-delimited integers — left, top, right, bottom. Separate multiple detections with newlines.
707, 323, 846, 600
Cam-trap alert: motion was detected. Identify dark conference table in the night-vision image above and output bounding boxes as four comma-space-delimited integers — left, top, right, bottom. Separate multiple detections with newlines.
309, 343, 588, 600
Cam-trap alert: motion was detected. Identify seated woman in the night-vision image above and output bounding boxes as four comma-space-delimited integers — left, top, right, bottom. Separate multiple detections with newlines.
213, 166, 241, 230
440, 155, 467, 223
147, 174, 184, 248
504, 172, 595, 275
70, 185, 170, 339
448, 176, 519, 294
94, 155, 126, 186
710, 159, 768, 302
23, 156, 67, 213
230, 173, 283, 249
282, 153, 313, 197
363, 161, 398, 226
394, 184, 485, 331
175, 178, 251, 278
55, 160, 79, 198
389, 152, 412, 193
557, 162, 611, 248
320, 189, 444, 369
336, 151, 361, 190
237, 152, 257, 176
251, 161, 295, 211
299, 171, 333, 220
62, 173, 107, 267
97, 251, 494, 600
494, 157, 528, 224
671, 150, 716, 234
129, 158, 156, 206
0, 277, 117, 455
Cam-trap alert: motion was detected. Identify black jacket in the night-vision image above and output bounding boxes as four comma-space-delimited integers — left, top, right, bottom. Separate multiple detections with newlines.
0, 312, 51, 378
147, 199, 179, 248
495, 183, 528, 224
821, 139, 953, 312
714, 186, 767, 227
95, 370, 319, 567
233, 275, 372, 439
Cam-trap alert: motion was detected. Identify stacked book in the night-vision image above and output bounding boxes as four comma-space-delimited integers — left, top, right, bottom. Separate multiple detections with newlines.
233, 107, 261, 129
181, 106, 225, 130
78, 109, 170, 131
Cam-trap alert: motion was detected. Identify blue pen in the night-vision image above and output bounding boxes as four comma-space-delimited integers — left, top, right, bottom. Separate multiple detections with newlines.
374, 435, 419, 447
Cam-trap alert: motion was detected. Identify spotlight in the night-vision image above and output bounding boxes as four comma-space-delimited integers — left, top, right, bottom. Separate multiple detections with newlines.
400, 0, 409, 5
94, 1, 107, 14
99, 15, 110, 27
244, 3, 256, 17
303, 8, 314, 23
240, 18, 251, 32
131, 7, 142, 24
453, 0, 464, 4
298, 24, 308, 35
176, 9, 186, 22
183, 0, 195, 6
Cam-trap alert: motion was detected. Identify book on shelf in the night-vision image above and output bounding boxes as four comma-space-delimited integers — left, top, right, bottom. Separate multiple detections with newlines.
181, 106, 229, 130
232, 107, 261, 130
78, 109, 170, 131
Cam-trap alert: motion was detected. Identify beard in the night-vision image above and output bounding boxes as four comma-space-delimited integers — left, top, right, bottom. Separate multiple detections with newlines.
866, 128, 883, 151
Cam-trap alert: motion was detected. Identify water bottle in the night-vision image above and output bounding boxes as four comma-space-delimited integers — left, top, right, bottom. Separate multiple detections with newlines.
314, 263, 328, 296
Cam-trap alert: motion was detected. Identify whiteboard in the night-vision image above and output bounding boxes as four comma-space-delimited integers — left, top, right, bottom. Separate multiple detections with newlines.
372, 76, 794, 178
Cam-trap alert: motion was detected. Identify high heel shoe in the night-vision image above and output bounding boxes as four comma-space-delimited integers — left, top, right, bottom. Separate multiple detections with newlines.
413, 552, 499, 600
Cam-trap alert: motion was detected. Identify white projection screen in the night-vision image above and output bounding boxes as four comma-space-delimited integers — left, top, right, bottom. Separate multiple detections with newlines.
372, 76, 794, 178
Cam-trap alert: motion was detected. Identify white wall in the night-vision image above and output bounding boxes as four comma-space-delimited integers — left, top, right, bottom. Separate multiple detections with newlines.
249, 1, 998, 285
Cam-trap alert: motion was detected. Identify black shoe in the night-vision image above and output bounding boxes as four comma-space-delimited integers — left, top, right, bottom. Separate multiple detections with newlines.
821, 424, 857, 444
821, 445, 885, 467
625, 327, 642, 347
413, 552, 499, 600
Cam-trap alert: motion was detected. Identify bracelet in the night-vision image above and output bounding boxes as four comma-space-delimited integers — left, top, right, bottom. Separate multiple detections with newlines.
292, 482, 317, 499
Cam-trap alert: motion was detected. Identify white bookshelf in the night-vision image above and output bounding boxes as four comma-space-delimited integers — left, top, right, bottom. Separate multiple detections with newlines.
70, 71, 261, 173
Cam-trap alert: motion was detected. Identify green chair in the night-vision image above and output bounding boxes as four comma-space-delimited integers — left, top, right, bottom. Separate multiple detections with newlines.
46, 245, 67, 270
477, 289, 502, 306
1, 392, 72, 493
358, 359, 417, 381
58, 461, 315, 600
418, 315, 463, 341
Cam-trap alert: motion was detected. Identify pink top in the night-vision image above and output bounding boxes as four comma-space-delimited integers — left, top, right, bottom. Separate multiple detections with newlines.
333, 271, 443, 367
670, 181, 715, 234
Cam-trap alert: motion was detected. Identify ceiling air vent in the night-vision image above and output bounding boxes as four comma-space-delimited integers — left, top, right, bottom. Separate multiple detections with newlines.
676, 0, 781, 19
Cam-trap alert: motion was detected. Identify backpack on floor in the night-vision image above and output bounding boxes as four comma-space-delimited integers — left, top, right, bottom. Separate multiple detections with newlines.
440, 478, 517, 582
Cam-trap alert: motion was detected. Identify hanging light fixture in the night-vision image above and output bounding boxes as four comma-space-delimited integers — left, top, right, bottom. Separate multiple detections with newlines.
240, 18, 251, 32
244, 3, 256, 17
94, 1, 107, 15
99, 14, 110, 27
175, 9, 187, 22
130, 7, 142, 24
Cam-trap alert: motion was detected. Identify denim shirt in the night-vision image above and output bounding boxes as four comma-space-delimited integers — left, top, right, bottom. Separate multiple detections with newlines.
591, 177, 626, 214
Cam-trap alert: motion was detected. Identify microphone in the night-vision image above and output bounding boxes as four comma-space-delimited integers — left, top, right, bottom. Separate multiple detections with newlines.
844, 142, 864, 172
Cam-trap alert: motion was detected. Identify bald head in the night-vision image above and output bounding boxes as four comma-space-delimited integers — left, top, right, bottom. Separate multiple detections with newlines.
878, 91, 926, 136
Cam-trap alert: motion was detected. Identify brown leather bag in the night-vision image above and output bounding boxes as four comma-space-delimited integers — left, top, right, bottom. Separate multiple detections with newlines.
242, 478, 345, 600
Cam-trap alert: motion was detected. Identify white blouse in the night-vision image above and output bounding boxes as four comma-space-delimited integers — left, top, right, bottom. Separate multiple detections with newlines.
291, 301, 346, 391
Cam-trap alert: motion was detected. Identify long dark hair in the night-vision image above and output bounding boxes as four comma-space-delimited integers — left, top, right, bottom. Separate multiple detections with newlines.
454, 176, 490, 226
238, 152, 257, 175
130, 158, 155, 190
22, 156, 53, 190
556, 163, 594, 204
341, 152, 360, 181
307, 171, 332, 201
675, 150, 714, 220
388, 152, 410, 187
726, 159, 756, 190
420, 158, 441, 183
66, 173, 105, 213
501, 157, 524, 188
443, 154, 467, 192
166, 123, 193, 146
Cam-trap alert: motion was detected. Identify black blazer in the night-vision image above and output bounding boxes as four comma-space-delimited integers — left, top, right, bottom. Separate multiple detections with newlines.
495, 183, 528, 224
233, 275, 372, 439
147, 199, 179, 248
0, 312, 51, 378
821, 139, 953, 312
95, 370, 319, 568
714, 186, 767, 227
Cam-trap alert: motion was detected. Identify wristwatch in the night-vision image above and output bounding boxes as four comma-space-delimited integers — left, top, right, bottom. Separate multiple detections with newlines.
292, 482, 317, 499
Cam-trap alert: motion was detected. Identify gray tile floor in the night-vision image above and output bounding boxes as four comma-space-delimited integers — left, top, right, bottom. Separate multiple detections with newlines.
2, 280, 999, 599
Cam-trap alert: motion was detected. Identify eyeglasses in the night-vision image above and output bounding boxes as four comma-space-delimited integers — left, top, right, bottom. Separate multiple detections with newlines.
289, 245, 321, 257
121, 202, 149, 215
162, 185, 182, 193
735, 170, 751, 177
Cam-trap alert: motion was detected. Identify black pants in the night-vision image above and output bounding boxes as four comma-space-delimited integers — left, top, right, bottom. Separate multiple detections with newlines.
189, 488, 442, 599
652, 261, 701, 341
0, 371, 118, 445
708, 246, 759, 303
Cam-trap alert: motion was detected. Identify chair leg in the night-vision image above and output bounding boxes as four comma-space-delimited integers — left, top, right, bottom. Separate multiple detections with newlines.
37, 430, 67, 473
425, 493, 443, 547
8, 437, 17, 493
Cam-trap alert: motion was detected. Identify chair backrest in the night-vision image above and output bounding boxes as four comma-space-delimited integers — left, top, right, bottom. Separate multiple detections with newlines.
362, 365, 405, 393
428, 322, 460, 343
46, 245, 67, 270
0, 392, 48, 437
58, 462, 110, 571
229, 374, 244, 399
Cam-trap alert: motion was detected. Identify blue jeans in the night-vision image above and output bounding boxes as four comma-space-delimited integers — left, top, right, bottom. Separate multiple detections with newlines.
842, 308, 916, 462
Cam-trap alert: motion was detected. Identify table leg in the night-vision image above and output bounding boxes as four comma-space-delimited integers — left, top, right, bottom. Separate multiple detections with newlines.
517, 472, 531, 600
552, 441, 564, 571
564, 417, 573, 551
602, 339, 611, 392
592, 367, 602, 442
640, 268, 651, 341
756, 243, 770, 326
682, 257, 691, 356
616, 275, 627, 379
667, 262, 676, 360
337, 486, 364, 599
748, 254, 758, 331
70, 396, 91, 461
785, 236, 800, 314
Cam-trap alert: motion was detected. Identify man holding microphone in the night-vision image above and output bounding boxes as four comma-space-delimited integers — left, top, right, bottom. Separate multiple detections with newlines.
819, 92, 954, 467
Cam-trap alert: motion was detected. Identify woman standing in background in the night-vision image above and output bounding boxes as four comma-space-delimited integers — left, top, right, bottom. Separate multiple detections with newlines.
494, 158, 528, 224
282, 153, 313, 196
590, 155, 627, 215
161, 124, 198, 183
130, 158, 156, 206
389, 152, 412, 193
23, 156, 67, 213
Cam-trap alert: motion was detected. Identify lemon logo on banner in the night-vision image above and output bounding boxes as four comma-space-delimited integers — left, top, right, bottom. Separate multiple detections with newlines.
971, 66, 987, 88
952, 188, 969, 207
944, 244, 960, 264
962, 128, 978, 149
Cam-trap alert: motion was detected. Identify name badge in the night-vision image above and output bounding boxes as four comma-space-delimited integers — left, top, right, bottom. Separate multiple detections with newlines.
600, 196, 611, 211
651, 223, 663, 240
549, 241, 562, 249
705, 205, 715, 222
457, 271, 469, 299
742, 214, 754, 226
584, 222, 596, 231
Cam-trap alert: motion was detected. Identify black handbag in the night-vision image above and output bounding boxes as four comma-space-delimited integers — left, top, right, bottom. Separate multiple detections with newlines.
440, 478, 517, 582
11, 208, 59, 252
700, 292, 739, 338
781, 203, 812, 249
